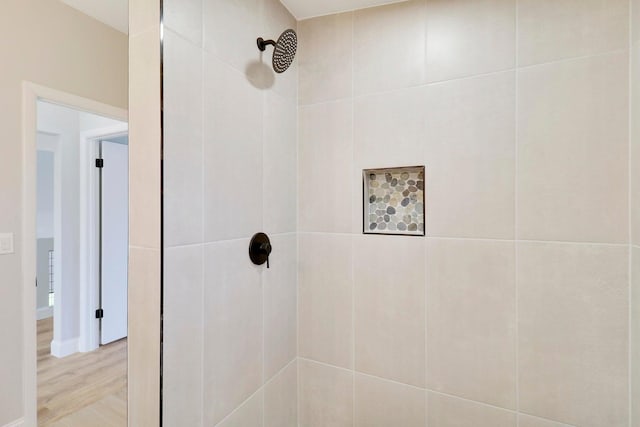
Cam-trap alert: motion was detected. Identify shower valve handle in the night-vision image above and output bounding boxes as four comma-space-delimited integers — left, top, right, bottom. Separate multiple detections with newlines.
249, 232, 272, 269
259, 242, 272, 268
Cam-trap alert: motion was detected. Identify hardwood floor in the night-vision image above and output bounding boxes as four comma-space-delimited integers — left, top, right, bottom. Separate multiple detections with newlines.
37, 317, 127, 426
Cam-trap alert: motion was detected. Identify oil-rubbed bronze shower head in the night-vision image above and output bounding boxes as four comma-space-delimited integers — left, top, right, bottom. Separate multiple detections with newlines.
257, 29, 297, 74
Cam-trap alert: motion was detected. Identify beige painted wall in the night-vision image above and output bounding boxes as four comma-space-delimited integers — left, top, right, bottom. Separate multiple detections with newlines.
0, 0, 127, 423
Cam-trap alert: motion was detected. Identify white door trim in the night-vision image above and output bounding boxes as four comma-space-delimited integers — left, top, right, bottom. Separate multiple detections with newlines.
78, 125, 128, 352
21, 82, 127, 426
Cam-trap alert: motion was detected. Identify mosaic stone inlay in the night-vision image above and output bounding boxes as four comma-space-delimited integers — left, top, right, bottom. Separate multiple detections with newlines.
363, 166, 425, 236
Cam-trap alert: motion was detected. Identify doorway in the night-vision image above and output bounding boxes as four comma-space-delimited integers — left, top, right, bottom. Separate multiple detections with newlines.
34, 99, 128, 426
97, 136, 129, 346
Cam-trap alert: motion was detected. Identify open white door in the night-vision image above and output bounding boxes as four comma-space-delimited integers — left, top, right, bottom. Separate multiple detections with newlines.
100, 140, 128, 345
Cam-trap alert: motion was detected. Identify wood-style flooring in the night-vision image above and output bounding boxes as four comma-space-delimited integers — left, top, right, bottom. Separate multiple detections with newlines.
37, 317, 127, 426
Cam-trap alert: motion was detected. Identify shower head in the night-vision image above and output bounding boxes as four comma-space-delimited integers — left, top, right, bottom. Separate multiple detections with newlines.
257, 29, 297, 74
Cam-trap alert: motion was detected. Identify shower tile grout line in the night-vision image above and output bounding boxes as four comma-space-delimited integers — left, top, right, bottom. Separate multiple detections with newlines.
296, 47, 630, 109
260, 4, 266, 425
199, 1, 206, 422
628, 0, 634, 426
198, 45, 297, 104
514, 0, 520, 424
164, 232, 298, 250
298, 356, 573, 427
162, 24, 201, 48
350, 9, 356, 427
423, 3, 430, 424
295, 13, 302, 426
428, 389, 518, 416
211, 358, 298, 427
295, 231, 630, 247
298, 355, 577, 426
516, 413, 576, 427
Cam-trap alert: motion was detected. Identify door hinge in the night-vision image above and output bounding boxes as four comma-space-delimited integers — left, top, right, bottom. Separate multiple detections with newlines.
95, 158, 104, 168
95, 308, 104, 319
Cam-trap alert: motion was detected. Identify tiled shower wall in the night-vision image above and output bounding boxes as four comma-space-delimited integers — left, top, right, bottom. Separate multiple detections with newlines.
161, 0, 637, 425
162, 0, 298, 425
297, 1, 634, 426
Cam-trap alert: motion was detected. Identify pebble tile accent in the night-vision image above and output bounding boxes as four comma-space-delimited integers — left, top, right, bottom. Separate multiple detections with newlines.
363, 166, 425, 236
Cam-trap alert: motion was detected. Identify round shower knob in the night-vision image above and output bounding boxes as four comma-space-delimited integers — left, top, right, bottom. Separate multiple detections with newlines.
249, 232, 272, 268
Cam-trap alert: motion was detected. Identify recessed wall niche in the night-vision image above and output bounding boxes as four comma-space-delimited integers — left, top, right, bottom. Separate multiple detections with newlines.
363, 166, 425, 236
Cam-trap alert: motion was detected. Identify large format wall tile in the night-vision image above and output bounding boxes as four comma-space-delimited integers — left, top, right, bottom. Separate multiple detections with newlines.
203, 54, 263, 242
353, 0, 427, 95
518, 414, 575, 427
517, 52, 629, 243
632, 41, 640, 245
425, 0, 516, 82
263, 234, 297, 380
203, 240, 263, 425
425, 71, 516, 239
264, 361, 298, 427
299, 359, 354, 427
354, 87, 427, 169
634, 0, 640, 42
354, 373, 426, 427
518, 242, 629, 427
298, 12, 353, 105
299, 233, 353, 368
164, 30, 203, 246
203, 0, 263, 71
216, 390, 264, 427
518, 0, 629, 66
263, 93, 298, 235
163, 246, 203, 427
426, 239, 516, 409
354, 235, 426, 387
298, 100, 353, 233
163, 0, 202, 45
427, 392, 517, 427
632, 247, 640, 427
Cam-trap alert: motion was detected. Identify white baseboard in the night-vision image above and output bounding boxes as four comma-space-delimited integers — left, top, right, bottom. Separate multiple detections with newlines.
50, 337, 79, 358
36, 306, 53, 320
2, 418, 24, 427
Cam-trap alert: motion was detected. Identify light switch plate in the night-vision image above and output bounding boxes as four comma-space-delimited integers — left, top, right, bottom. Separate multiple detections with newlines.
0, 233, 14, 255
